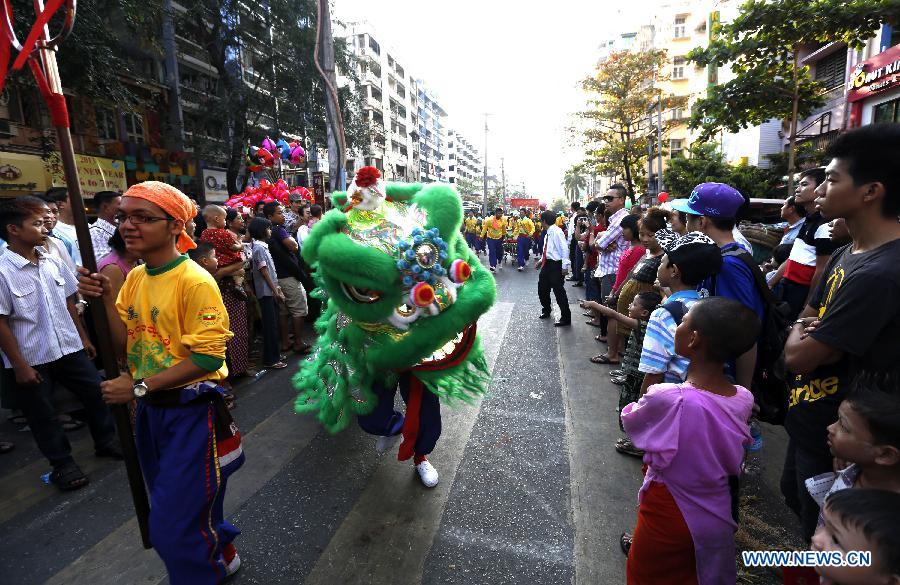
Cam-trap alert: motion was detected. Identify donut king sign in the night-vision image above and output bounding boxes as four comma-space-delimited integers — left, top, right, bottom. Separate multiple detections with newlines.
848, 45, 900, 103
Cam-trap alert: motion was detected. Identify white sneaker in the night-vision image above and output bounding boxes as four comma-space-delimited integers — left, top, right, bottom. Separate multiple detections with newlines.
375, 433, 401, 454
415, 459, 439, 487
223, 544, 241, 578
517, 266, 523, 271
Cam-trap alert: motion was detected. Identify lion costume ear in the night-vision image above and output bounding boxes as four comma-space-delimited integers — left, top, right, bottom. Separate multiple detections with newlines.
385, 183, 422, 202
300, 209, 347, 265
415, 183, 463, 239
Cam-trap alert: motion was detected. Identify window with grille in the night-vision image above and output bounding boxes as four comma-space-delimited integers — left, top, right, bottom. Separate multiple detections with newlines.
672, 57, 686, 80
674, 16, 686, 39
669, 139, 684, 157
814, 50, 847, 90
124, 112, 144, 144
672, 107, 684, 120
874, 98, 899, 124
96, 107, 118, 140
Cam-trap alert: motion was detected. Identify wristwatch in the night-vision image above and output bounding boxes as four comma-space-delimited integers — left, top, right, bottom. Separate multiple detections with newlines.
133, 378, 149, 398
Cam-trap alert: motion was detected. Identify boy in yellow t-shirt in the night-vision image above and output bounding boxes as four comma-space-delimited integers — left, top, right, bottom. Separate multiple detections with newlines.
79, 182, 242, 584
480, 207, 508, 272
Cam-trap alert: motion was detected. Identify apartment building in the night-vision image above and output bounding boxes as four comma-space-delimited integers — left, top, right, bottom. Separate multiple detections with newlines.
446, 129, 482, 186
0, 2, 313, 203
341, 22, 420, 183
417, 81, 449, 183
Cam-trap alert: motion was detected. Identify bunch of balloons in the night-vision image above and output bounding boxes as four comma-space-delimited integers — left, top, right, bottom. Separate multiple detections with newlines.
245, 137, 306, 172
224, 179, 314, 210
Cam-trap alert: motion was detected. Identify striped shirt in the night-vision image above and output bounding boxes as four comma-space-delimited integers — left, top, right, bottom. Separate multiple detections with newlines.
90, 217, 117, 261
0, 248, 82, 367
637, 290, 701, 382
594, 208, 628, 278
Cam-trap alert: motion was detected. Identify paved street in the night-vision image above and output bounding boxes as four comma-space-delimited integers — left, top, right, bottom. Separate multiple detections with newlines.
0, 257, 803, 584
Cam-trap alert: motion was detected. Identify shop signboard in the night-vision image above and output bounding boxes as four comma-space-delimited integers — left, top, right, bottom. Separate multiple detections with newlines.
510, 198, 539, 209
48, 152, 127, 197
848, 44, 900, 103
0, 151, 49, 196
202, 167, 230, 202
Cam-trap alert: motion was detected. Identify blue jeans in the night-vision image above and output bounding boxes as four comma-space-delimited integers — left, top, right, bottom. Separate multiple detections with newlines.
584, 275, 600, 301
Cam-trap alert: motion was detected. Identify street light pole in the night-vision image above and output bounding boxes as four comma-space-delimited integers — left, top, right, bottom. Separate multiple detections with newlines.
482, 113, 489, 215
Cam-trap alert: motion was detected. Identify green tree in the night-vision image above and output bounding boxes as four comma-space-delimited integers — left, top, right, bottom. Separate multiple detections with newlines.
7, 0, 162, 113
550, 197, 568, 214
664, 143, 781, 200
687, 0, 898, 193
562, 166, 587, 200
179, 0, 368, 194
579, 50, 687, 203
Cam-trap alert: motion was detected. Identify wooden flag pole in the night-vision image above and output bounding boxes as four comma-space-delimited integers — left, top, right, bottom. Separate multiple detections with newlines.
1, 0, 151, 548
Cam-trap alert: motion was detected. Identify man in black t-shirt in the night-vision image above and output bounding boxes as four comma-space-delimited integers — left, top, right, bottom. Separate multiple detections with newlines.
782, 123, 900, 540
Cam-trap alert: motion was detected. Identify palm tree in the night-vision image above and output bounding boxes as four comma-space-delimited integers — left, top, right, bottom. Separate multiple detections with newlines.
562, 167, 587, 201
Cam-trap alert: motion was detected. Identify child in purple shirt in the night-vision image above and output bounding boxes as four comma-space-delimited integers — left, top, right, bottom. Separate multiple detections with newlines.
621, 297, 760, 585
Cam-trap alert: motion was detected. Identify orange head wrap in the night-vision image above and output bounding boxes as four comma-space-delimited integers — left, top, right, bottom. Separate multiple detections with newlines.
123, 181, 199, 253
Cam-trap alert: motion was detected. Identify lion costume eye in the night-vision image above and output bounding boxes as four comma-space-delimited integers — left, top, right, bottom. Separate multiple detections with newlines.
341, 283, 382, 304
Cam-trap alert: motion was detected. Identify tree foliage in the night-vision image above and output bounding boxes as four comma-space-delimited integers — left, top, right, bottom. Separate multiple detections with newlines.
562, 165, 587, 200
687, 0, 899, 141
178, 0, 368, 194
579, 50, 687, 202
663, 143, 781, 200
9, 0, 163, 107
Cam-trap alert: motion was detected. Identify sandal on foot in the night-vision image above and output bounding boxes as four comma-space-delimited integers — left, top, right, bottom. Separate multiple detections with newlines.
610, 376, 626, 386
609, 369, 624, 376
620, 532, 633, 556
590, 354, 620, 365
263, 361, 288, 369
50, 462, 89, 491
594, 335, 607, 343
585, 321, 602, 328
615, 440, 646, 458
0, 441, 14, 454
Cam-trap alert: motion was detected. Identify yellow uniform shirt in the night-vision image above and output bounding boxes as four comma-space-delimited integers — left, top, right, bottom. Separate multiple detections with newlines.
464, 217, 479, 234
481, 217, 508, 240
516, 217, 535, 237
116, 255, 233, 383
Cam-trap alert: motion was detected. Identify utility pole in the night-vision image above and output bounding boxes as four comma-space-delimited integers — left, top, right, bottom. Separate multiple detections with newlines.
161, 0, 184, 151
482, 113, 489, 215
501, 157, 506, 209
657, 91, 664, 193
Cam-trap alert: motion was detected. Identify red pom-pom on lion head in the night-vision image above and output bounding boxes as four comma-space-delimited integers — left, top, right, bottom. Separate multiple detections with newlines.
355, 166, 381, 188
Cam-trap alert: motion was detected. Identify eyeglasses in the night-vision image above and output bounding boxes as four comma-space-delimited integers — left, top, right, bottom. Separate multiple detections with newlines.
602, 196, 620, 202
114, 213, 174, 225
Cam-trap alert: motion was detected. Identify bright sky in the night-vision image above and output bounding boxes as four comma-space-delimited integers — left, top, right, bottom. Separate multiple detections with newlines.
335, 0, 651, 200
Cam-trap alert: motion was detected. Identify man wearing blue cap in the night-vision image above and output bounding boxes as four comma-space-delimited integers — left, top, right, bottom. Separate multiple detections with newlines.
670, 182, 765, 390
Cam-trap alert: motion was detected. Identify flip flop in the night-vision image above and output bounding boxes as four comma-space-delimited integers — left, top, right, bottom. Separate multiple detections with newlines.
620, 533, 633, 556
594, 335, 607, 343
263, 361, 288, 369
590, 354, 620, 365
585, 321, 602, 328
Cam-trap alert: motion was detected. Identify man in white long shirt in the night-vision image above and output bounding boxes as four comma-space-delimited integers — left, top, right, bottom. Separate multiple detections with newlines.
88, 191, 121, 261
536, 209, 571, 326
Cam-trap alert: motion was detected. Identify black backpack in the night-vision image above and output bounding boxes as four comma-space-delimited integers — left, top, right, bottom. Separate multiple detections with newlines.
715, 248, 793, 425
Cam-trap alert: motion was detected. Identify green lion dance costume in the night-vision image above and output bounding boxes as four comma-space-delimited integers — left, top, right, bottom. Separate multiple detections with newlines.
293, 167, 496, 487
